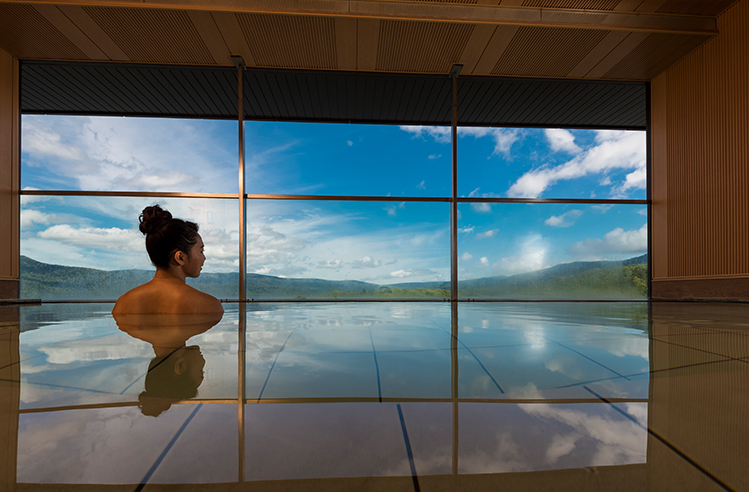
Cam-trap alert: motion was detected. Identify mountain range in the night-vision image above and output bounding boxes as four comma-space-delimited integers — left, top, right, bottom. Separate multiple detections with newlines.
19, 254, 648, 300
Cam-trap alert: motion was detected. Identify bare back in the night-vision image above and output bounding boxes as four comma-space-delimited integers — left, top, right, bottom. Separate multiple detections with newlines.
113, 274, 223, 315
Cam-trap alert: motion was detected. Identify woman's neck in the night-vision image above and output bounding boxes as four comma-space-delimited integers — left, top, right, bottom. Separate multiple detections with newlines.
153, 266, 186, 284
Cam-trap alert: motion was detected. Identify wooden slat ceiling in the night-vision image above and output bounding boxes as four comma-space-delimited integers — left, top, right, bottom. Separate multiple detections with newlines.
21, 61, 646, 129
0, 0, 734, 81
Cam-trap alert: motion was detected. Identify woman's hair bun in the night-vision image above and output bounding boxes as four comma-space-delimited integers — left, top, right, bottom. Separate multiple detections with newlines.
139, 205, 173, 235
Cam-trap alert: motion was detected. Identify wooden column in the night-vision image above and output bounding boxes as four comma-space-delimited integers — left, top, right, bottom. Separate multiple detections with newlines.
0, 48, 19, 300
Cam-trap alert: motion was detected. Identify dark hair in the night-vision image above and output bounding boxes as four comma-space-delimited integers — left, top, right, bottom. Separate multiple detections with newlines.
139, 205, 199, 269
138, 346, 205, 417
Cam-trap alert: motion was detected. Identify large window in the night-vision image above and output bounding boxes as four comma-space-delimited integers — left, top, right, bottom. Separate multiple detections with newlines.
19, 114, 647, 301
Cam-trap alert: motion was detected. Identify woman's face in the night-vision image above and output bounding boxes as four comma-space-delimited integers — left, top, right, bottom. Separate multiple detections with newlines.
182, 234, 206, 278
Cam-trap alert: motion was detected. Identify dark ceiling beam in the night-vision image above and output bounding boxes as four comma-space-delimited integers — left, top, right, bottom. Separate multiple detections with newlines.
4, 0, 718, 36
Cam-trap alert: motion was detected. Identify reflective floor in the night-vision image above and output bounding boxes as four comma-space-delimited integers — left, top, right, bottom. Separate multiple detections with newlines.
1, 302, 748, 491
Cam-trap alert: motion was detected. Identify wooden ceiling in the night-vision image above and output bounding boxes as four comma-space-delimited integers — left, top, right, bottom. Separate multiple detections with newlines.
0, 0, 737, 80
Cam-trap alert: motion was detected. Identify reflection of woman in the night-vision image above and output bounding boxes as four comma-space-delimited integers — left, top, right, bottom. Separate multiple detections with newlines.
113, 205, 223, 314
114, 312, 223, 416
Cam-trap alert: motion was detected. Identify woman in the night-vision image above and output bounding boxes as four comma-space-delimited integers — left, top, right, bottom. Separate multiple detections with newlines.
112, 205, 223, 314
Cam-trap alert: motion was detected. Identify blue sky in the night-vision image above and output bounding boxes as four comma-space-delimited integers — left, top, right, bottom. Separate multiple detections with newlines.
20, 115, 647, 282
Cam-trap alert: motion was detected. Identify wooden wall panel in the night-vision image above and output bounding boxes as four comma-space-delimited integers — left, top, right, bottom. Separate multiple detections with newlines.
0, 311, 20, 491
0, 48, 20, 299
651, 0, 749, 289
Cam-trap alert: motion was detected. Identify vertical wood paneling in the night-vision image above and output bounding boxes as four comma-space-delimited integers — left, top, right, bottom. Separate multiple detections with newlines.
652, 0, 749, 278
376, 20, 474, 73
0, 48, 20, 283
0, 315, 20, 489
237, 13, 337, 69
651, 71, 667, 279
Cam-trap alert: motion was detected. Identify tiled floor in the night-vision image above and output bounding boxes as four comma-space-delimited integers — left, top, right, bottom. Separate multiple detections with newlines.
1, 301, 747, 491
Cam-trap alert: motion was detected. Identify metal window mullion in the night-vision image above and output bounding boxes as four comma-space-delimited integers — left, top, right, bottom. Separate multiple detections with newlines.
234, 57, 248, 484
18, 190, 238, 199
646, 82, 653, 300
450, 68, 459, 302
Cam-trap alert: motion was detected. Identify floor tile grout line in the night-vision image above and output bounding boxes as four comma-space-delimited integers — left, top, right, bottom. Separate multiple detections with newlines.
369, 329, 382, 402
553, 358, 735, 390
650, 336, 742, 361
256, 330, 294, 402
650, 326, 749, 338
396, 403, 421, 492
439, 326, 505, 394
460, 344, 505, 394
554, 341, 630, 380
119, 372, 147, 395
0, 353, 44, 371
583, 386, 736, 492
135, 403, 203, 492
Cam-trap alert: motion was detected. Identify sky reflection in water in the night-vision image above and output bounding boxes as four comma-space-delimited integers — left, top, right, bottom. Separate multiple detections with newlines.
14, 302, 650, 484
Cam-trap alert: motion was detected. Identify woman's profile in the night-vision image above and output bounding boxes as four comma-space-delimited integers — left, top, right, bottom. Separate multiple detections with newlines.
112, 205, 224, 314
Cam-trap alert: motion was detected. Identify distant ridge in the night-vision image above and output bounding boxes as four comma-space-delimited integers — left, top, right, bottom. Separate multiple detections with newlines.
460, 254, 647, 289
20, 253, 647, 300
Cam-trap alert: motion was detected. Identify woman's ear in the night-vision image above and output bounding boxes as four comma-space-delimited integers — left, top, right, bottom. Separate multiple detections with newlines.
174, 250, 186, 266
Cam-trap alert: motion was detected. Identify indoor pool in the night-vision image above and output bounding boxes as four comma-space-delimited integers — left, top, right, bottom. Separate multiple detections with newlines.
1, 301, 747, 491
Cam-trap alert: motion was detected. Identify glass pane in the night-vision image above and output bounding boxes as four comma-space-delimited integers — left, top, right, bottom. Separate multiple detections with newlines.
20, 196, 239, 300
243, 122, 451, 197
244, 200, 450, 299
458, 127, 646, 200
457, 303, 650, 399
458, 203, 647, 299
21, 115, 238, 193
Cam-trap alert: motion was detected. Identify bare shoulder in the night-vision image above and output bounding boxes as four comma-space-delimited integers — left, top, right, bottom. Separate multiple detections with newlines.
112, 285, 147, 314
182, 284, 224, 314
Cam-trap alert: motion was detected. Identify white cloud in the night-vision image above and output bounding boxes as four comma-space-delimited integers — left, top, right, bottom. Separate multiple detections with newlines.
479, 257, 489, 266
20, 198, 240, 272
519, 402, 647, 467
319, 259, 342, 269
383, 202, 406, 217
417, 180, 426, 190
20, 209, 53, 230
388, 268, 441, 280
498, 234, 548, 275
614, 167, 647, 196
399, 125, 451, 143
37, 224, 142, 252
399, 125, 521, 157
352, 256, 381, 269
471, 203, 492, 213
570, 224, 647, 259
468, 188, 494, 213
545, 129, 581, 154
22, 115, 237, 192
246, 224, 307, 267
347, 140, 353, 146
458, 226, 475, 234
508, 130, 645, 198
544, 209, 582, 228
476, 229, 499, 239
22, 124, 84, 161
461, 252, 473, 261
460, 127, 521, 157
428, 154, 441, 160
